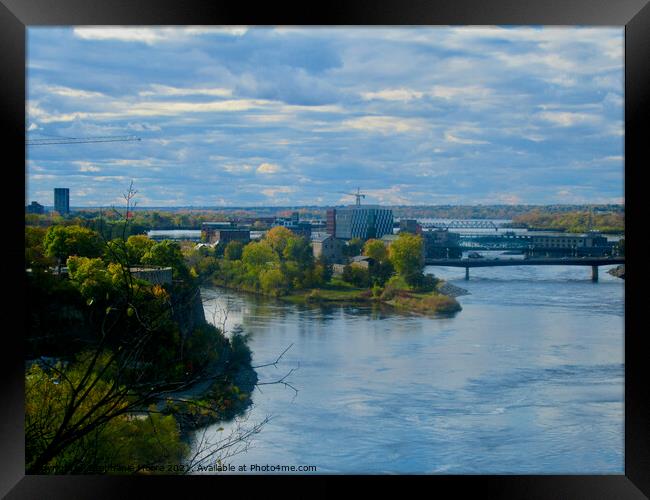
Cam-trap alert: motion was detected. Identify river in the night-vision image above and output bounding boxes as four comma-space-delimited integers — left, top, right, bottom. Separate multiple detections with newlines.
189, 250, 624, 474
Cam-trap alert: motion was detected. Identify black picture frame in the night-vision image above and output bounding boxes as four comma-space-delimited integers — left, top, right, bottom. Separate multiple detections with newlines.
3, 1, 648, 497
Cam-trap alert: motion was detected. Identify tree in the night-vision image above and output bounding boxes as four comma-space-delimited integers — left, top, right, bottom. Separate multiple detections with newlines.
242, 241, 278, 270
344, 237, 364, 257
342, 264, 371, 288
26, 183, 275, 474
283, 236, 314, 270
26, 226, 52, 270
43, 225, 103, 269
264, 226, 295, 256
142, 240, 190, 280
388, 233, 424, 286
224, 240, 244, 261
363, 239, 388, 263
259, 268, 287, 295
125, 235, 155, 265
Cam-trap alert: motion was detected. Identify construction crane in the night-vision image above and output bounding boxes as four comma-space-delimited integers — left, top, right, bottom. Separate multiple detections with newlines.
27, 135, 141, 146
339, 187, 366, 206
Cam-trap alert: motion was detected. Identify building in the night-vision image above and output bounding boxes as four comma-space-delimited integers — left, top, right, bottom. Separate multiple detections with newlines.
274, 212, 312, 239
54, 188, 69, 215
422, 229, 462, 259
528, 232, 613, 256
26, 201, 45, 214
311, 233, 345, 264
399, 219, 422, 235
201, 222, 250, 245
333, 205, 393, 240
349, 255, 374, 269
326, 208, 337, 236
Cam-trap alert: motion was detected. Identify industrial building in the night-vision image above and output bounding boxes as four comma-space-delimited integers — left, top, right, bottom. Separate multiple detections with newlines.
398, 219, 422, 234
422, 229, 462, 259
311, 233, 345, 264
274, 212, 312, 239
327, 206, 393, 240
528, 232, 613, 256
54, 188, 69, 215
201, 222, 251, 245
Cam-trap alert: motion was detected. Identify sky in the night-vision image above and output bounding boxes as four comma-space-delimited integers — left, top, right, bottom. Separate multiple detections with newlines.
26, 26, 624, 207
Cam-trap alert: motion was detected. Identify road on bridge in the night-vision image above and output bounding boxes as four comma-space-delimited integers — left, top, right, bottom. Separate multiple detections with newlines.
424, 256, 624, 281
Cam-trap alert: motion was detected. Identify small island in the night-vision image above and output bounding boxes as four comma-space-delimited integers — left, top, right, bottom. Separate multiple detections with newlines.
190, 227, 464, 317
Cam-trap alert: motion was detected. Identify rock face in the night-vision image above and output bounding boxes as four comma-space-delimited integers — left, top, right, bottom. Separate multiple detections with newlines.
172, 285, 207, 339
607, 265, 625, 280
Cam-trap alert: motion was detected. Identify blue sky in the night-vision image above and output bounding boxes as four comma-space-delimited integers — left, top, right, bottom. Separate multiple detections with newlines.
26, 26, 624, 207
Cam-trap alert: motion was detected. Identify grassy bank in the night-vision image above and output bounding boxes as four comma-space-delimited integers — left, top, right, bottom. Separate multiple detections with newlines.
228, 277, 464, 316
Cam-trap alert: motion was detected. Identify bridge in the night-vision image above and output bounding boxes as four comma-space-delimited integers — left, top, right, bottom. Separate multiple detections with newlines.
424, 256, 625, 281
420, 220, 500, 231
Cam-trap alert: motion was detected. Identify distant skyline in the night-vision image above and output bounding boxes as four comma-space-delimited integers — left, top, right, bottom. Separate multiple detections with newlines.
26, 26, 624, 207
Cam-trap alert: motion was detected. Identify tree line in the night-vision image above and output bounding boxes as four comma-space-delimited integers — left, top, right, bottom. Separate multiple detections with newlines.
25, 189, 257, 474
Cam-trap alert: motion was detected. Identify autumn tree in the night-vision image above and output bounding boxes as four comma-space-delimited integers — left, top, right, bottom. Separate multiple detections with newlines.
264, 226, 295, 256
363, 239, 388, 263
388, 232, 424, 286
363, 239, 393, 286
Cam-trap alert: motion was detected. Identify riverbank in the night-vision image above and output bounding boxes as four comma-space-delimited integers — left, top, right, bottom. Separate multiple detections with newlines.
222, 278, 464, 316
157, 349, 257, 439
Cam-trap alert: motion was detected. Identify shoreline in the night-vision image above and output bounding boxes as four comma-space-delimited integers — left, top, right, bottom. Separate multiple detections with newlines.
210, 278, 464, 317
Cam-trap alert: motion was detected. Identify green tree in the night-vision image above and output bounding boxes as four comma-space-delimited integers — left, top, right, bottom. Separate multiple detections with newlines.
344, 237, 364, 257
259, 268, 287, 295
26, 183, 266, 474
224, 240, 244, 261
26, 226, 52, 270
283, 237, 314, 269
125, 234, 155, 264
66, 256, 112, 302
43, 225, 103, 268
142, 240, 190, 280
342, 264, 371, 288
242, 241, 278, 270
363, 239, 388, 263
388, 233, 424, 286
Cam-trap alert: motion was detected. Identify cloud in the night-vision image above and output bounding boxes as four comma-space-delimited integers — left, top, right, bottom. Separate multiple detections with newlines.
256, 163, 281, 174
76, 162, 101, 172
138, 84, 233, 98
222, 164, 254, 174
26, 26, 624, 206
361, 88, 424, 101
72, 27, 247, 45
444, 133, 489, 145
341, 116, 425, 135
261, 186, 295, 197
537, 111, 601, 127
496, 193, 522, 204
40, 85, 106, 99
429, 85, 492, 100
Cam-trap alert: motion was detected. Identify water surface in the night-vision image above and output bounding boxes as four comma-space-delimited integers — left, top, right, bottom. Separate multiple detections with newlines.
191, 253, 624, 474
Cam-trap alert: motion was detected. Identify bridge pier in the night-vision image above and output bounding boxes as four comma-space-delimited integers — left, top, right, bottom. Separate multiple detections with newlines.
592, 265, 598, 282
465, 267, 469, 280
